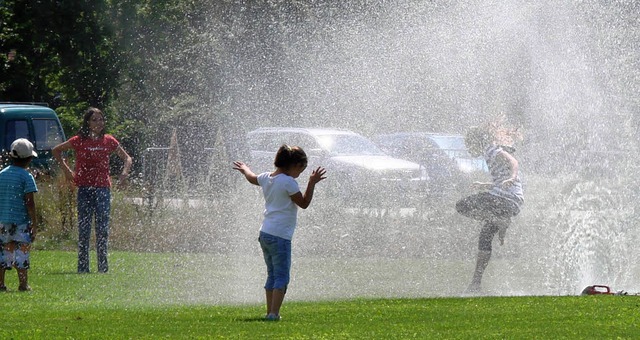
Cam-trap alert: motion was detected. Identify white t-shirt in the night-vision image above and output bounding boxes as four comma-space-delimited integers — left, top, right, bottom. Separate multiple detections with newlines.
257, 172, 301, 240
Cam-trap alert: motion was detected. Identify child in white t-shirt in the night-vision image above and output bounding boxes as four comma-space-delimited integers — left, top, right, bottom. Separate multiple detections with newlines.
233, 145, 326, 321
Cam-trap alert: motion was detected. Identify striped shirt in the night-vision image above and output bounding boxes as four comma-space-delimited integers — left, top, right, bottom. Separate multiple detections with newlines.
0, 165, 38, 224
486, 145, 524, 206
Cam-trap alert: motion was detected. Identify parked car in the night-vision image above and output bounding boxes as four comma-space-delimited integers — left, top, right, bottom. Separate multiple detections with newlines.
0, 103, 66, 173
246, 127, 428, 208
373, 132, 488, 193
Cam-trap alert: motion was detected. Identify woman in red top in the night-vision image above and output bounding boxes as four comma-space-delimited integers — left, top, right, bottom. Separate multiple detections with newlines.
53, 107, 132, 273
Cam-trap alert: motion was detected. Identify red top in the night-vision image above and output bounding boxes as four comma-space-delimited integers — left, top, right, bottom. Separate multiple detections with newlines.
69, 134, 120, 187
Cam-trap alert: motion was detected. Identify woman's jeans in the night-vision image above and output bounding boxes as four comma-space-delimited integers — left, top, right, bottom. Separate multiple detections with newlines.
77, 187, 111, 273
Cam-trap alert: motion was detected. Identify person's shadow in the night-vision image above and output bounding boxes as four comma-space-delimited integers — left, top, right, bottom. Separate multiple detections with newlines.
237, 317, 274, 322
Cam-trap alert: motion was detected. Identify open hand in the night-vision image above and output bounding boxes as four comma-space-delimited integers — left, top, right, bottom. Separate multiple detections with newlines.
232, 161, 251, 174
471, 181, 490, 191
309, 166, 327, 184
500, 178, 515, 188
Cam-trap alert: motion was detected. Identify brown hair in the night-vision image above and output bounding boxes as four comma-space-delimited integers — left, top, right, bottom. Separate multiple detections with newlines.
274, 144, 308, 169
78, 107, 105, 139
465, 115, 522, 155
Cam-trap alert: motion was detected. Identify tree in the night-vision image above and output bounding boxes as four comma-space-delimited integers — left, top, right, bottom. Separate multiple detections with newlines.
0, 0, 122, 138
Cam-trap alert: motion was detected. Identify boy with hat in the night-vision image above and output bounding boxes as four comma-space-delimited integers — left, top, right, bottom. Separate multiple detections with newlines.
0, 138, 38, 291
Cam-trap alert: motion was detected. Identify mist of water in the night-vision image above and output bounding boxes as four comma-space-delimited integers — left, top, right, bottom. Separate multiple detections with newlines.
136, 0, 640, 304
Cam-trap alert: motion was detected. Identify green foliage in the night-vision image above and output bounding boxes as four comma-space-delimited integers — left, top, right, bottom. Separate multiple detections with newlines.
1, 250, 639, 338
34, 171, 244, 253
55, 102, 87, 138
0, 0, 120, 105
33, 174, 76, 251
1, 0, 125, 145
4, 0, 419, 180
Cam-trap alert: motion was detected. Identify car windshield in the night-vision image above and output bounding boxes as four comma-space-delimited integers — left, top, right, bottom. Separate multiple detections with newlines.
316, 134, 386, 156
33, 119, 65, 150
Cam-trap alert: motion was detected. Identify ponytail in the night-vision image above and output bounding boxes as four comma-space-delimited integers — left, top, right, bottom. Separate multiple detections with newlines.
274, 144, 308, 169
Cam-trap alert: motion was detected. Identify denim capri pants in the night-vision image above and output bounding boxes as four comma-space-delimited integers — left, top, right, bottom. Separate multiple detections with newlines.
258, 231, 291, 291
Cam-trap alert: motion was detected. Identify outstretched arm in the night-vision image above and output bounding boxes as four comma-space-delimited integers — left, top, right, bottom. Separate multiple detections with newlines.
290, 167, 326, 209
232, 161, 259, 185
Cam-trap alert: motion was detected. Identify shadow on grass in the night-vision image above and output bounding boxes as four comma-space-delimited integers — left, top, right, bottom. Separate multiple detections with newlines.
237, 317, 273, 322
45, 271, 85, 275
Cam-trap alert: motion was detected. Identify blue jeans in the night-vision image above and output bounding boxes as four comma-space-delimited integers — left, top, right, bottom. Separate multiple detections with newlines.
77, 187, 111, 273
258, 232, 291, 291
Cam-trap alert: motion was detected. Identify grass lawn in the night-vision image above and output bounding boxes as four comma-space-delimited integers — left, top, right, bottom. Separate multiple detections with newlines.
1, 251, 639, 339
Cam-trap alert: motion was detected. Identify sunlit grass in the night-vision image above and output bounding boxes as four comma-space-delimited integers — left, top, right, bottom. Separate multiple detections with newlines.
1, 251, 639, 339
18, 174, 640, 337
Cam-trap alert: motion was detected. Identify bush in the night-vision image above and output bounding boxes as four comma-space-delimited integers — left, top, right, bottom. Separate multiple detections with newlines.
34, 173, 252, 254
34, 173, 76, 250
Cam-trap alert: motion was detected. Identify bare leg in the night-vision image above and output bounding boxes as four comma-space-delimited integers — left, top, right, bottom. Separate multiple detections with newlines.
18, 268, 30, 291
468, 250, 491, 293
265, 289, 273, 315
269, 288, 285, 316
0, 268, 5, 290
0, 242, 13, 290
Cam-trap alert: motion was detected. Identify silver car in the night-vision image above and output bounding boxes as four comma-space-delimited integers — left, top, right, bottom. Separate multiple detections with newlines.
373, 132, 488, 194
246, 127, 427, 208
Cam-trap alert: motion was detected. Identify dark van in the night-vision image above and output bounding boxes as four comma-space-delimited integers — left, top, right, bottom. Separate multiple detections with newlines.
0, 103, 66, 172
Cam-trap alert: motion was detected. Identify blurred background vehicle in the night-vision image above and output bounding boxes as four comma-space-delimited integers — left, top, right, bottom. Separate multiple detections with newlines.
373, 132, 488, 195
246, 127, 428, 209
0, 103, 66, 173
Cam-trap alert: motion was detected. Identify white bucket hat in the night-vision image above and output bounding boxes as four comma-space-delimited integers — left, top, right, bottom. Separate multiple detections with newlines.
10, 138, 38, 159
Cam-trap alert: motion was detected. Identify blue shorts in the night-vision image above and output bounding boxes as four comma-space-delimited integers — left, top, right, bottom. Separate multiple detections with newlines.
0, 222, 32, 244
258, 231, 291, 291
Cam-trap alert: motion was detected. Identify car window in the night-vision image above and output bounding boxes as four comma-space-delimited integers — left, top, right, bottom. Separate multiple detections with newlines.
316, 134, 385, 156
429, 135, 463, 150
428, 135, 472, 158
32, 119, 64, 150
372, 134, 399, 150
4, 120, 30, 151
249, 133, 284, 152
413, 136, 440, 150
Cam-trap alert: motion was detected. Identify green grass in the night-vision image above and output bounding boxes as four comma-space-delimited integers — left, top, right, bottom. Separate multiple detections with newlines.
1, 251, 639, 339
